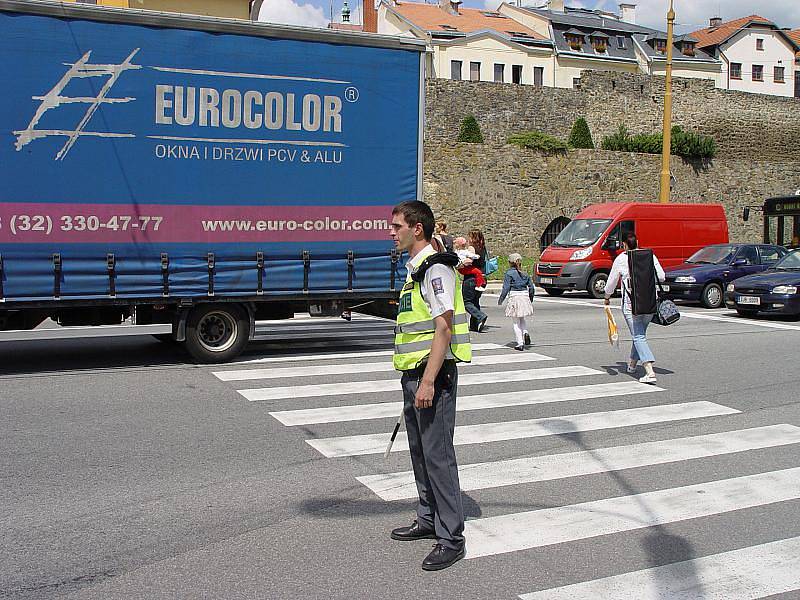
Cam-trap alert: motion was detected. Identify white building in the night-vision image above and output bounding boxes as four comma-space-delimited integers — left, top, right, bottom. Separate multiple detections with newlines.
691, 15, 800, 98
378, 0, 555, 86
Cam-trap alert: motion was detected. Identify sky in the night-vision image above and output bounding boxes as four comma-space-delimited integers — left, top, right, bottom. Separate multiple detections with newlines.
259, 0, 800, 33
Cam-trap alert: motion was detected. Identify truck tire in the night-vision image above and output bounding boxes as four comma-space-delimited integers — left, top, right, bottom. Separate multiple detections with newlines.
701, 283, 724, 309
587, 272, 608, 299
184, 303, 249, 363
543, 287, 564, 297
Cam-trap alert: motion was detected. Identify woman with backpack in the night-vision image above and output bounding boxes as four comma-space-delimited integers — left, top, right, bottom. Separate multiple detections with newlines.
498, 253, 535, 351
604, 232, 665, 384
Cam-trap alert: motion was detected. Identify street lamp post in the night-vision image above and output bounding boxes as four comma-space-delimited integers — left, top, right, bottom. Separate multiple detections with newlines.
658, 0, 675, 204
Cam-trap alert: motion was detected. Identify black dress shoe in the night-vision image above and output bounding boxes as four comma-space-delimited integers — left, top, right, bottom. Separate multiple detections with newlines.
421, 543, 465, 571
391, 520, 436, 541
524, 332, 531, 346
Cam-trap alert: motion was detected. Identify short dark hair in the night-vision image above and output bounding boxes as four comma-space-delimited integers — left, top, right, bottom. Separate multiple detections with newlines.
392, 201, 435, 241
624, 231, 638, 250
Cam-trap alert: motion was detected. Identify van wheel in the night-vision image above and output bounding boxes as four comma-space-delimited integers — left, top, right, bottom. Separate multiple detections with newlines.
701, 283, 724, 309
587, 273, 607, 299
184, 303, 249, 363
543, 287, 564, 296
736, 309, 758, 318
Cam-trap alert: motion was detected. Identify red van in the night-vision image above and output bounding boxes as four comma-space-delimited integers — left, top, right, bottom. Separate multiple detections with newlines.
535, 203, 729, 298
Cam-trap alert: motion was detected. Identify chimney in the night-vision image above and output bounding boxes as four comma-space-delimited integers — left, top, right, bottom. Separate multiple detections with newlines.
619, 3, 636, 24
549, 0, 565, 12
439, 0, 461, 16
709, 16, 722, 28
363, 0, 377, 32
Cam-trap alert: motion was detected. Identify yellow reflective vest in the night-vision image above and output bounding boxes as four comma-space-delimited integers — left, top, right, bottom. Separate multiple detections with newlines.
393, 257, 472, 372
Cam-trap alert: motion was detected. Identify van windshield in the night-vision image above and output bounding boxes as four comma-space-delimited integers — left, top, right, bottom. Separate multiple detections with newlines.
686, 245, 736, 265
552, 219, 612, 247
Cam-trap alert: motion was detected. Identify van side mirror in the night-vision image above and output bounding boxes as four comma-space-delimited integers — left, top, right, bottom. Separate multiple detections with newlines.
742, 207, 750, 221
603, 237, 620, 251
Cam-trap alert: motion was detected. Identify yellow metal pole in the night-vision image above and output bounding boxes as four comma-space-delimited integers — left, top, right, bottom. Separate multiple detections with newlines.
659, 0, 675, 204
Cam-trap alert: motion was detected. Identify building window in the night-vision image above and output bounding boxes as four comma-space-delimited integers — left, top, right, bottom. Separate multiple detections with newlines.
494, 63, 505, 83
617, 36, 626, 49
565, 33, 584, 51
534, 66, 544, 88
573, 77, 581, 89
753, 64, 764, 82
591, 36, 607, 53
682, 42, 695, 56
756, 38, 764, 51
512, 64, 523, 84
470, 61, 481, 82
654, 39, 667, 54
775, 66, 785, 83
730, 62, 742, 79
450, 60, 462, 81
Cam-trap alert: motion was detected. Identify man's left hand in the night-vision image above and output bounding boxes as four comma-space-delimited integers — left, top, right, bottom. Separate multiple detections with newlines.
415, 379, 435, 409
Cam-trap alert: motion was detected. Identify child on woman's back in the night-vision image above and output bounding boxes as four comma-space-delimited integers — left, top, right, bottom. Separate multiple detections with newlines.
453, 236, 486, 292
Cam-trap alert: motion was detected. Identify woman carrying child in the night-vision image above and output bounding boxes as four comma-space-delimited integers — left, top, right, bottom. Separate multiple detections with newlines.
498, 253, 535, 351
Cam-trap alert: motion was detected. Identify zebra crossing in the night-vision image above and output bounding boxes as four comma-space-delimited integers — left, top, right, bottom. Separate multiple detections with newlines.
211, 315, 800, 599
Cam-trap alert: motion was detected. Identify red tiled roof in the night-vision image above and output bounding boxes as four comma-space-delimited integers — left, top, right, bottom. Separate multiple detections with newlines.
789, 29, 800, 57
328, 22, 363, 31
690, 15, 775, 49
391, 1, 546, 39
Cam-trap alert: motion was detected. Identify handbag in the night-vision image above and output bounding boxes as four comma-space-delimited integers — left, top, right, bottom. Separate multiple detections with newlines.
652, 281, 680, 326
604, 306, 619, 347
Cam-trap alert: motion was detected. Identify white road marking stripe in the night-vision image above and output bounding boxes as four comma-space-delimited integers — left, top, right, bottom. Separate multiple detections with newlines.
252, 329, 392, 340
239, 365, 601, 402
254, 322, 392, 332
228, 343, 505, 365
215, 352, 554, 381
533, 296, 800, 331
306, 401, 738, 458
466, 466, 800, 559
519, 536, 800, 600
357, 424, 800, 500
271, 380, 661, 426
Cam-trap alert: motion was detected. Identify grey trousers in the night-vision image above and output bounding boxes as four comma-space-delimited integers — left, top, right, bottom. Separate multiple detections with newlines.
401, 361, 465, 550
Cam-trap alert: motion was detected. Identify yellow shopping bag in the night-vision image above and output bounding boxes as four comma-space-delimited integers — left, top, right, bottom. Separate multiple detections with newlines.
605, 307, 619, 348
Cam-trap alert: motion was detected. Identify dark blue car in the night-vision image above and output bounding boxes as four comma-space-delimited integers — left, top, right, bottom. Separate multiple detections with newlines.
664, 244, 787, 308
725, 249, 800, 317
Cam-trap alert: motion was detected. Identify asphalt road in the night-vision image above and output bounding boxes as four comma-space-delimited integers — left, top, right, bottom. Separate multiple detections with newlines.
1, 293, 799, 600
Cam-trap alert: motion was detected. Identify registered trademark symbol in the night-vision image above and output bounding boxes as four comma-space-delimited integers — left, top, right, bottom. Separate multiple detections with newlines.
344, 87, 359, 102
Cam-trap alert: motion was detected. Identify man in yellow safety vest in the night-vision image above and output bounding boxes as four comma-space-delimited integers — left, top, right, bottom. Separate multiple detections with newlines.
389, 200, 471, 571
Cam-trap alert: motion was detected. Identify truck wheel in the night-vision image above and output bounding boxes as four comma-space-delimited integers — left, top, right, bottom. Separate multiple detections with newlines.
587, 273, 608, 299
701, 283, 724, 309
543, 287, 564, 297
184, 304, 249, 363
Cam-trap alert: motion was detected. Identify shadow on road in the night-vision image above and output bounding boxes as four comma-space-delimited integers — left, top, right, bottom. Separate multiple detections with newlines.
601, 361, 675, 377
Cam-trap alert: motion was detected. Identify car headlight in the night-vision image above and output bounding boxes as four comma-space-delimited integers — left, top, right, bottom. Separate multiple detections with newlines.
674, 276, 696, 283
726, 283, 735, 292
771, 285, 798, 294
570, 247, 592, 261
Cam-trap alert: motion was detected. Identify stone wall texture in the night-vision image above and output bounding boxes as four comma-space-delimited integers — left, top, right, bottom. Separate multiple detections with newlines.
423, 72, 800, 259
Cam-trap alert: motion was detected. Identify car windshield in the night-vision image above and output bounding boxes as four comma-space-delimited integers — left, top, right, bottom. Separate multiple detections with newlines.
686, 245, 736, 265
772, 250, 800, 271
552, 219, 612, 248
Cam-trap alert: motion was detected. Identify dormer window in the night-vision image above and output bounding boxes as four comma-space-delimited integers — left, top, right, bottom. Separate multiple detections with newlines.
564, 30, 584, 51
590, 31, 609, 53
654, 39, 667, 54
682, 41, 695, 56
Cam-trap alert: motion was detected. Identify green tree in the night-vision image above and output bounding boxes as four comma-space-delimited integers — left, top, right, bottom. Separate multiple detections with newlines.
457, 115, 484, 143
568, 117, 594, 149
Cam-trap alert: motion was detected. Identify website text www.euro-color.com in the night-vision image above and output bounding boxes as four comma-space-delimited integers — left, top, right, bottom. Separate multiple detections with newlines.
201, 217, 389, 233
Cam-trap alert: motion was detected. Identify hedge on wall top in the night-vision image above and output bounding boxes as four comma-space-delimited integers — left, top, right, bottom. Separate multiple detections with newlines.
457, 115, 484, 143
601, 124, 716, 159
508, 131, 568, 153
568, 117, 594, 149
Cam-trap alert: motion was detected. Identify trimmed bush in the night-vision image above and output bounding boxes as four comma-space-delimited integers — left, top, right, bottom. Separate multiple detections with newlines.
457, 115, 484, 143
601, 124, 716, 159
508, 131, 568, 153
568, 117, 594, 149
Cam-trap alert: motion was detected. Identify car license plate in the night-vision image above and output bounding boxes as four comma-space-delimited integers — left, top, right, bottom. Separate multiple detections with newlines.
737, 295, 760, 305
540, 277, 553, 284
661, 284, 670, 292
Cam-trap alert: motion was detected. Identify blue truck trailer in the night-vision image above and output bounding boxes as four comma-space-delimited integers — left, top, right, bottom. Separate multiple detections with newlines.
0, 0, 425, 362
